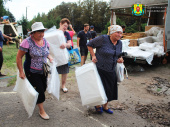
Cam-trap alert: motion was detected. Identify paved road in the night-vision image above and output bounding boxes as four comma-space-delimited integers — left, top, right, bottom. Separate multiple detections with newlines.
0, 78, 157, 127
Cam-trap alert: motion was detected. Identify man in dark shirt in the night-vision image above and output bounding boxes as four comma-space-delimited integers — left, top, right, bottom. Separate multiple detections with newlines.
89, 25, 97, 39
77, 23, 92, 66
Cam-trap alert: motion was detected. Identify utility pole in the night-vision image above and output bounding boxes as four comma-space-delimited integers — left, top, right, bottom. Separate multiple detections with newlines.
26, 6, 29, 20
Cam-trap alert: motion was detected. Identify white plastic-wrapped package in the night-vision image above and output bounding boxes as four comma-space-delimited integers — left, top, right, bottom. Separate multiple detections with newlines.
116, 63, 128, 82
44, 29, 68, 67
75, 63, 107, 106
13, 71, 38, 118
139, 42, 156, 50
121, 39, 130, 52
145, 27, 160, 36
47, 61, 60, 100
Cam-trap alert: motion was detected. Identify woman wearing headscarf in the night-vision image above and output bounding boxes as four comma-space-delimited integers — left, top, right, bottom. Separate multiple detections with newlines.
16, 22, 53, 120
87, 25, 124, 114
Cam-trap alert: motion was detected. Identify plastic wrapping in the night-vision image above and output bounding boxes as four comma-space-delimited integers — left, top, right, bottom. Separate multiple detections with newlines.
121, 39, 130, 52
116, 63, 128, 82
47, 61, 60, 100
13, 71, 38, 118
145, 27, 161, 36
75, 63, 107, 106
139, 42, 156, 50
44, 29, 68, 67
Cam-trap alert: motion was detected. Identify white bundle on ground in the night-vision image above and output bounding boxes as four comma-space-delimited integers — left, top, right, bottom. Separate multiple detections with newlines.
44, 29, 68, 67
75, 63, 107, 107
47, 61, 60, 100
13, 71, 38, 118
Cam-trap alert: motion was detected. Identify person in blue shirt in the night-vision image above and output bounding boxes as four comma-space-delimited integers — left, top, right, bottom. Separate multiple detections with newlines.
87, 25, 124, 114
0, 30, 12, 76
1, 16, 9, 22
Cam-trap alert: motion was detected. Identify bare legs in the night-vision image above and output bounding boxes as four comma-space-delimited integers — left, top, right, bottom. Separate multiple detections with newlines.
81, 55, 87, 66
38, 103, 49, 118
61, 73, 67, 89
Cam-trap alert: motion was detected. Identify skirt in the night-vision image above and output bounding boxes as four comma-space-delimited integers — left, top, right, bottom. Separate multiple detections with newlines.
56, 64, 69, 74
97, 67, 118, 102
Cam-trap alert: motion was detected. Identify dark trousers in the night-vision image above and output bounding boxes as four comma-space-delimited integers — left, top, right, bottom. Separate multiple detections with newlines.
25, 71, 47, 104
0, 51, 3, 71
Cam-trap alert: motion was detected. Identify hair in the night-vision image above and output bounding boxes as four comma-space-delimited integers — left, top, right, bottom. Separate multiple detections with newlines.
60, 18, 70, 25
84, 23, 89, 27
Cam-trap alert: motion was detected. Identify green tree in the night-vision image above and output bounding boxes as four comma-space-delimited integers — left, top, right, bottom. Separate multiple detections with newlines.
17, 16, 29, 35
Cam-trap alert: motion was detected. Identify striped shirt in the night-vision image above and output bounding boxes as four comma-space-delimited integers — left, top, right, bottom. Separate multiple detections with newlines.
87, 35, 122, 72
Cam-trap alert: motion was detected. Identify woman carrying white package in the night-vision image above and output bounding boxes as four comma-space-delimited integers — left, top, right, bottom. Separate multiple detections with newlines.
16, 22, 53, 120
87, 25, 124, 114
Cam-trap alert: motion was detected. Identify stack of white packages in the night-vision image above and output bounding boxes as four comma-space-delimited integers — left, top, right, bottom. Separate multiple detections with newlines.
13, 71, 39, 117
75, 63, 107, 107
44, 29, 68, 67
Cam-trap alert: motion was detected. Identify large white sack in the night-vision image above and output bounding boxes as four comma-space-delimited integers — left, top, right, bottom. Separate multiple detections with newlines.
75, 63, 107, 106
13, 71, 38, 118
47, 61, 60, 100
44, 29, 68, 67
139, 42, 156, 50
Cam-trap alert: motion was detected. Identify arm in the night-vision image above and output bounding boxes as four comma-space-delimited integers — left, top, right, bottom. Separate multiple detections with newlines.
47, 54, 53, 63
77, 37, 80, 47
60, 40, 72, 49
3, 34, 12, 40
16, 50, 26, 79
87, 46, 97, 63
69, 24, 76, 35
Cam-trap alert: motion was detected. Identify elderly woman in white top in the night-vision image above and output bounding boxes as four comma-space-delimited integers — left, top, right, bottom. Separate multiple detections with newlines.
87, 25, 124, 114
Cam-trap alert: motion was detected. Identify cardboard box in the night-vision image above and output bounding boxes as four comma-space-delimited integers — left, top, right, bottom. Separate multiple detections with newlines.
129, 39, 138, 47
145, 25, 164, 31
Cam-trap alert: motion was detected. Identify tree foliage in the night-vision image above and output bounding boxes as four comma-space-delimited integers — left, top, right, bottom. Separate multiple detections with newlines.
0, 0, 15, 22
26, 0, 110, 33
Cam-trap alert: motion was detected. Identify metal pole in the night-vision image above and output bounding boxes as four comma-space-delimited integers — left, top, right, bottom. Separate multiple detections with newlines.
26, 7, 27, 20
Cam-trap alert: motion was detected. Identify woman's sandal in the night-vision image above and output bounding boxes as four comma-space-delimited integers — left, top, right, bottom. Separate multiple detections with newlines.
39, 112, 50, 120
62, 87, 68, 93
95, 106, 103, 114
103, 107, 113, 114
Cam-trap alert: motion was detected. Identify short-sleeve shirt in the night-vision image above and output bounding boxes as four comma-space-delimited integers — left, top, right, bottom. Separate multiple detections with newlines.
68, 31, 74, 47
77, 30, 92, 47
2, 16, 9, 20
64, 31, 71, 43
19, 36, 49, 74
86, 35, 122, 72
90, 31, 97, 39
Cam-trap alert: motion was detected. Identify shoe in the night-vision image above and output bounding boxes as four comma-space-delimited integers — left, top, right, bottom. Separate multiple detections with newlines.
62, 87, 68, 93
39, 112, 49, 120
0, 72, 6, 77
103, 107, 113, 114
95, 106, 103, 114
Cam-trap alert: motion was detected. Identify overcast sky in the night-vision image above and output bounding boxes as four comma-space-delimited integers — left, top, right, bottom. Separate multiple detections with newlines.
4, 0, 110, 21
